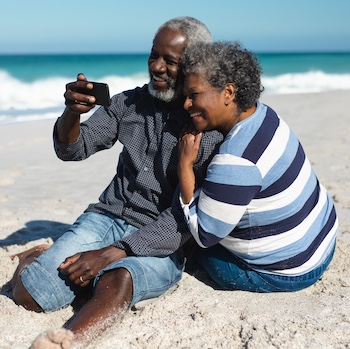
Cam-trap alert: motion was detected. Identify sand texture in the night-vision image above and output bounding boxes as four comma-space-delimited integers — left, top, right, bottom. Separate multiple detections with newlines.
0, 91, 349, 348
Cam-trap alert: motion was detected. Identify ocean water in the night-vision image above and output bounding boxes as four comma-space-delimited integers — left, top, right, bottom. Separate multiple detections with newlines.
1, 52, 350, 124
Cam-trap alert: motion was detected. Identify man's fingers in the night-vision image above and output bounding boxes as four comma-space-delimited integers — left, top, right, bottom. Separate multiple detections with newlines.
66, 80, 93, 93
59, 253, 81, 270
77, 73, 87, 81
78, 274, 91, 287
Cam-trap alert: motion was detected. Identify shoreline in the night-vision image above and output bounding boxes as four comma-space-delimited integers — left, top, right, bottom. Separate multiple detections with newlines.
0, 90, 349, 348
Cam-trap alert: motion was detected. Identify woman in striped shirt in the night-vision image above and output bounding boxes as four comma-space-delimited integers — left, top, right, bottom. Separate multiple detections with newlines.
178, 41, 337, 292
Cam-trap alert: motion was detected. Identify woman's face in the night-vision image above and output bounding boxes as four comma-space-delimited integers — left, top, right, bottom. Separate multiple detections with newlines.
183, 74, 235, 135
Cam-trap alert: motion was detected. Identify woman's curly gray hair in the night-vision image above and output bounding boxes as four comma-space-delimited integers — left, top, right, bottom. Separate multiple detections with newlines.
183, 41, 263, 112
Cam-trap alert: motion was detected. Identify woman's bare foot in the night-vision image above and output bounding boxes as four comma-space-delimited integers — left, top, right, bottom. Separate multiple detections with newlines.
10, 244, 50, 261
30, 328, 74, 349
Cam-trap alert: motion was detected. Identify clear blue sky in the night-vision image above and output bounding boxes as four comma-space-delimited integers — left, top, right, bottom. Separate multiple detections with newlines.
1, 0, 349, 54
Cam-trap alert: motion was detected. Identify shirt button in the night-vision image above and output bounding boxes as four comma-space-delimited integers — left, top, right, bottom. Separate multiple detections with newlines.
144, 167, 149, 172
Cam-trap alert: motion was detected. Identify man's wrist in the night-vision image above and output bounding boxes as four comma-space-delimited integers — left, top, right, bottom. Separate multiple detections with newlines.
62, 106, 81, 118
112, 241, 135, 257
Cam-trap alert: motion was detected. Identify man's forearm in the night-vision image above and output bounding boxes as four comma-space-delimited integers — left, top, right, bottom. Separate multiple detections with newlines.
56, 108, 81, 144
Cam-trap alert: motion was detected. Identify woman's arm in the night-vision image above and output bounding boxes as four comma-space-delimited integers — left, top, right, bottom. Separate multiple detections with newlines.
178, 131, 202, 204
181, 151, 262, 248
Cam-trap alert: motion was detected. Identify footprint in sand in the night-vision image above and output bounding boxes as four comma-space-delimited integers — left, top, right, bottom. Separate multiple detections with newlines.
30, 328, 74, 349
0, 170, 25, 186
0, 192, 9, 202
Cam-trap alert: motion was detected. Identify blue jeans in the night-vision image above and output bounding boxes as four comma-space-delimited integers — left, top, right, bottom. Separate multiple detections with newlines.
197, 243, 336, 292
20, 212, 184, 312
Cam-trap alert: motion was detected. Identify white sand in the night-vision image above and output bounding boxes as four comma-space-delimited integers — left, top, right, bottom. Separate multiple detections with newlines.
0, 90, 349, 348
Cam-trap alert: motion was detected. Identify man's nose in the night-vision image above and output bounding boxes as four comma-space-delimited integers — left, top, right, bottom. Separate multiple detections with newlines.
151, 57, 166, 72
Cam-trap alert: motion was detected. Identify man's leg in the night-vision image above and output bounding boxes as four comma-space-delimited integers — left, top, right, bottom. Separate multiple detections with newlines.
11, 212, 137, 313
29, 268, 133, 349
12, 246, 49, 312
66, 241, 185, 337
66, 267, 133, 339
30, 250, 185, 348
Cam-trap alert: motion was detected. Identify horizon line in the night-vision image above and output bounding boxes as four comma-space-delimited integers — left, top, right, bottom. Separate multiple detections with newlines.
1, 49, 350, 56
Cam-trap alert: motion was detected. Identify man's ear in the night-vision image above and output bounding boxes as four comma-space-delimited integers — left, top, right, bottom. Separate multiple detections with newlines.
224, 83, 235, 105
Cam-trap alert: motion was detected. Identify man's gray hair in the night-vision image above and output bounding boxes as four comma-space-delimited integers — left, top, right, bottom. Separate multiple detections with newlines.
155, 17, 212, 48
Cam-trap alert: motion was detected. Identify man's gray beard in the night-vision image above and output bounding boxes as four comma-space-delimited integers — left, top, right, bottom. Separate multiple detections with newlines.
148, 77, 182, 103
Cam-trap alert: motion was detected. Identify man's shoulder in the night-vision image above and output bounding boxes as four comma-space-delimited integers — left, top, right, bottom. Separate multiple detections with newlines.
123, 83, 149, 95
116, 84, 150, 100
202, 129, 224, 143
109, 84, 154, 109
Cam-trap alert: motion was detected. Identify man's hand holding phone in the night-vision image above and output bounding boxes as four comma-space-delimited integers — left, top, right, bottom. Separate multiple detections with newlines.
64, 73, 111, 115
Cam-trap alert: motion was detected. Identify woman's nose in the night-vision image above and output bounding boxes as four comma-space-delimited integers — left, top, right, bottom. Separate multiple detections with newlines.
183, 97, 192, 110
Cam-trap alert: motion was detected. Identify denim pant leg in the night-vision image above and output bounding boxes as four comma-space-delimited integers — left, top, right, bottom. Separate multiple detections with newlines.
94, 251, 185, 308
197, 243, 336, 292
20, 212, 138, 312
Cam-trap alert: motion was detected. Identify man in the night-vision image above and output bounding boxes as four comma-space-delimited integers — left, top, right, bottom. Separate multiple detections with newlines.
11, 17, 223, 347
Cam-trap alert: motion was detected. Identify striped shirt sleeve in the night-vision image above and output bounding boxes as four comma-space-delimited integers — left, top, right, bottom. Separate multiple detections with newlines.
180, 153, 262, 248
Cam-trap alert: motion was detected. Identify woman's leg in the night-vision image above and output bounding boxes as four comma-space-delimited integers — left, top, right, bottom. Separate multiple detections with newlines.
197, 243, 335, 292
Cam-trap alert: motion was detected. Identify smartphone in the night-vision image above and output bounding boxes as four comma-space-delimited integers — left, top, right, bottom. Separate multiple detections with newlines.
76, 82, 111, 106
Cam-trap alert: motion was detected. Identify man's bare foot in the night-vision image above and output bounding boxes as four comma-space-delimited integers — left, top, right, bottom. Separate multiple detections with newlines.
10, 244, 50, 261
30, 328, 74, 349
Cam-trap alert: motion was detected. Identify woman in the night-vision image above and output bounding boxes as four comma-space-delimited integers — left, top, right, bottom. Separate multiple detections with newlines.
178, 42, 337, 292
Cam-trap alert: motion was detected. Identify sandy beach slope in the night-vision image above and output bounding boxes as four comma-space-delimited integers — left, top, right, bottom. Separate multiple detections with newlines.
0, 90, 349, 348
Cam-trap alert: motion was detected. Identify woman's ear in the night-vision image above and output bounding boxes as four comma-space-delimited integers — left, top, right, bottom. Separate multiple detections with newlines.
224, 83, 235, 105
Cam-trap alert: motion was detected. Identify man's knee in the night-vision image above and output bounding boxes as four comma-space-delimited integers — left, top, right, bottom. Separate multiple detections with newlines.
94, 268, 133, 302
12, 267, 43, 312
11, 248, 48, 312
96, 268, 132, 289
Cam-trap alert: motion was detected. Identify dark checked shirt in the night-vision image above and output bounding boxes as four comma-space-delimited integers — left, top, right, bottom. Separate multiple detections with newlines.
54, 84, 223, 256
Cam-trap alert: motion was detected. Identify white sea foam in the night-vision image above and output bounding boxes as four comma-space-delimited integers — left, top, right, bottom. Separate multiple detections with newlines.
1, 70, 349, 124
0, 70, 149, 124
262, 70, 350, 94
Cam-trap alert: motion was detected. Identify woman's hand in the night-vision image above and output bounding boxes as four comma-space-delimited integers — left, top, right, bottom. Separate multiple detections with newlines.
178, 124, 202, 167
59, 246, 126, 287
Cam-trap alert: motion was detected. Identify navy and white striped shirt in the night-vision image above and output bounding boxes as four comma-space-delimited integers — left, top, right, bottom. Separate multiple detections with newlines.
181, 102, 337, 276
54, 84, 223, 256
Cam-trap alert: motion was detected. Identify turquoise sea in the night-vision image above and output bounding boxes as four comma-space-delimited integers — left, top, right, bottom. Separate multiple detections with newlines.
1, 52, 350, 124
